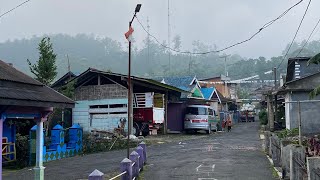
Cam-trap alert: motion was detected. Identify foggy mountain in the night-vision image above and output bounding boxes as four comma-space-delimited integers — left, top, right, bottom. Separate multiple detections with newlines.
0, 34, 319, 80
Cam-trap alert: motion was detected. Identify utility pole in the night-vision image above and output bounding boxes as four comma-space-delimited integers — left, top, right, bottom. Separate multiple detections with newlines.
67, 54, 71, 79
167, 0, 171, 75
188, 53, 192, 74
224, 56, 227, 77
220, 55, 229, 98
147, 17, 150, 73
297, 101, 302, 145
273, 67, 277, 130
268, 93, 274, 131
126, 4, 141, 158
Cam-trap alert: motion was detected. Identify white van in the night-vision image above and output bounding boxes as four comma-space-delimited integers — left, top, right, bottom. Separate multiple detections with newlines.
184, 105, 217, 134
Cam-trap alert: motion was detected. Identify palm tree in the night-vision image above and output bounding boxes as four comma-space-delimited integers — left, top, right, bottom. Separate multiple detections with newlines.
307, 53, 320, 99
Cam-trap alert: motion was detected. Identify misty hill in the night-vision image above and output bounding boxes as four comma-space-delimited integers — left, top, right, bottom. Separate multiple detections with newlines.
0, 34, 318, 81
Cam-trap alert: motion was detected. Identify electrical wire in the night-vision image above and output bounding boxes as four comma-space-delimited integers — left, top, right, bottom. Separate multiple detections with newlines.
295, 17, 320, 58
282, 15, 320, 70
277, 0, 312, 69
135, 0, 304, 55
0, 0, 31, 19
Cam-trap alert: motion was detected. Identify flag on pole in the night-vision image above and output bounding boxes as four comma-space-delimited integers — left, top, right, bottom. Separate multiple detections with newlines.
125, 26, 134, 42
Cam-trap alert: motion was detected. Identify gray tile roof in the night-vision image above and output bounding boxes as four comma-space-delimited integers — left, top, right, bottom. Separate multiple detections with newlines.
0, 60, 42, 85
0, 60, 74, 107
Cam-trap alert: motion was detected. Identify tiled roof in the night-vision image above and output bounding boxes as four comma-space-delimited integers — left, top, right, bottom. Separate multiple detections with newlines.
0, 60, 74, 107
0, 60, 42, 85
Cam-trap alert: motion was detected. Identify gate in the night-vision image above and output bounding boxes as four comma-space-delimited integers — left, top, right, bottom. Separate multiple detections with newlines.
292, 152, 307, 180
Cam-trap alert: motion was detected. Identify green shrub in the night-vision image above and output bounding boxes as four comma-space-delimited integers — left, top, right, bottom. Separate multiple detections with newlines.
276, 128, 299, 139
259, 109, 268, 125
82, 133, 140, 154
15, 133, 29, 168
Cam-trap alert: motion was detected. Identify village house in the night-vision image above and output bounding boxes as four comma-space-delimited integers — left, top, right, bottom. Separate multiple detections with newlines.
56, 68, 187, 135
276, 57, 320, 134
199, 75, 238, 100
0, 60, 75, 179
157, 76, 206, 132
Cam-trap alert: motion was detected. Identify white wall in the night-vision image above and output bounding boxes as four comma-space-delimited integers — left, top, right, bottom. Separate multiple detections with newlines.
73, 98, 128, 132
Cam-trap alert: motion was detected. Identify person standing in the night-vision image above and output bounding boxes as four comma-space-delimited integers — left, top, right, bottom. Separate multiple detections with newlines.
227, 118, 232, 132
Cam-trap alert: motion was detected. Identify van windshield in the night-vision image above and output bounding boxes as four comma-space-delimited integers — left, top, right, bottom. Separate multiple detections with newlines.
186, 107, 208, 115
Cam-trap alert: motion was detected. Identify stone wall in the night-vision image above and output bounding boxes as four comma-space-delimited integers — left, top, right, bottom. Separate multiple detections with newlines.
75, 84, 127, 101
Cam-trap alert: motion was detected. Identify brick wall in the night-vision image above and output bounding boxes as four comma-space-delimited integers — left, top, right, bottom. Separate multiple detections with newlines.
75, 84, 127, 101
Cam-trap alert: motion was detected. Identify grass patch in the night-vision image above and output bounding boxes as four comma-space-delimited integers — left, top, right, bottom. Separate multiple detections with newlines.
272, 167, 279, 178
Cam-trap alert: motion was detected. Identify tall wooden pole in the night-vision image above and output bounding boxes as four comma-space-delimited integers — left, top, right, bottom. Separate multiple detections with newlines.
127, 21, 132, 159
298, 101, 302, 145
274, 67, 277, 129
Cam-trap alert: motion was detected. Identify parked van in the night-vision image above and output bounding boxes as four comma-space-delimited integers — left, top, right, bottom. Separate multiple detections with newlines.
184, 105, 217, 134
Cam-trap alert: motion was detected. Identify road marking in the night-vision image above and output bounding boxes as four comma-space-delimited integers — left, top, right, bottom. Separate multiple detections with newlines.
207, 145, 213, 152
196, 164, 202, 172
198, 178, 217, 180
196, 164, 215, 173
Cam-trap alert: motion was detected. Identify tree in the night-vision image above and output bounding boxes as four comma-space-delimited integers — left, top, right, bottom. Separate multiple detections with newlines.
172, 35, 182, 51
27, 37, 57, 86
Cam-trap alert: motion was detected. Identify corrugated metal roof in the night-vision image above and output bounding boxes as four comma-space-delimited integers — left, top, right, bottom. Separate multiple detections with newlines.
286, 57, 320, 83
72, 68, 189, 93
154, 76, 195, 92
201, 87, 215, 100
0, 60, 42, 85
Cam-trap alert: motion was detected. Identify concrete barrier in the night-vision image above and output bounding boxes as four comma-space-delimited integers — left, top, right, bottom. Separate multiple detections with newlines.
307, 157, 320, 180
270, 134, 281, 167
290, 145, 306, 180
88, 141, 147, 180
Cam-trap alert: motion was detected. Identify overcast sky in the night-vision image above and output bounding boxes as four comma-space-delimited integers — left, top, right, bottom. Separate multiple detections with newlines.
1, 0, 320, 59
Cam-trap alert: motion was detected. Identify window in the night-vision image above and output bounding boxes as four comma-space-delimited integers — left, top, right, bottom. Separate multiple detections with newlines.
186, 107, 208, 115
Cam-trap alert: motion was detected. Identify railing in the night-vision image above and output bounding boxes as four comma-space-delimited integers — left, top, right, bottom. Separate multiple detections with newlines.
109, 171, 127, 180
88, 141, 147, 180
312, 168, 320, 180
2, 142, 16, 163
271, 136, 281, 166
292, 152, 307, 180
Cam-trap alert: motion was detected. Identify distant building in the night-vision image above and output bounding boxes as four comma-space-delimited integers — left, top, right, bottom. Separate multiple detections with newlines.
277, 57, 320, 134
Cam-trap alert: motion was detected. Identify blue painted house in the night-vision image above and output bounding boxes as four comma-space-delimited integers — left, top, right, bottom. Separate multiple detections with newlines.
200, 87, 221, 113
68, 68, 186, 134
158, 76, 204, 99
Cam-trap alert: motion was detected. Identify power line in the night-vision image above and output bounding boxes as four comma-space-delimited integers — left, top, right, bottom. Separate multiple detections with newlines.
277, 0, 312, 69
295, 17, 320, 57
283, 15, 320, 70
0, 0, 31, 19
135, 0, 304, 55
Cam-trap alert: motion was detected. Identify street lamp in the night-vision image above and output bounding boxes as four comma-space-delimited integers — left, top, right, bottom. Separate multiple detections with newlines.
126, 4, 141, 158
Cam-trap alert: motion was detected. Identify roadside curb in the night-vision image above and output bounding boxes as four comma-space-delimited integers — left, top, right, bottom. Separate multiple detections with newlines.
266, 155, 282, 179
260, 132, 282, 179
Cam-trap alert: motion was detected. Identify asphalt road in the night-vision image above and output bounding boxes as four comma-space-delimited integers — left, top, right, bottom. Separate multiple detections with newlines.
3, 121, 275, 180
143, 121, 276, 180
